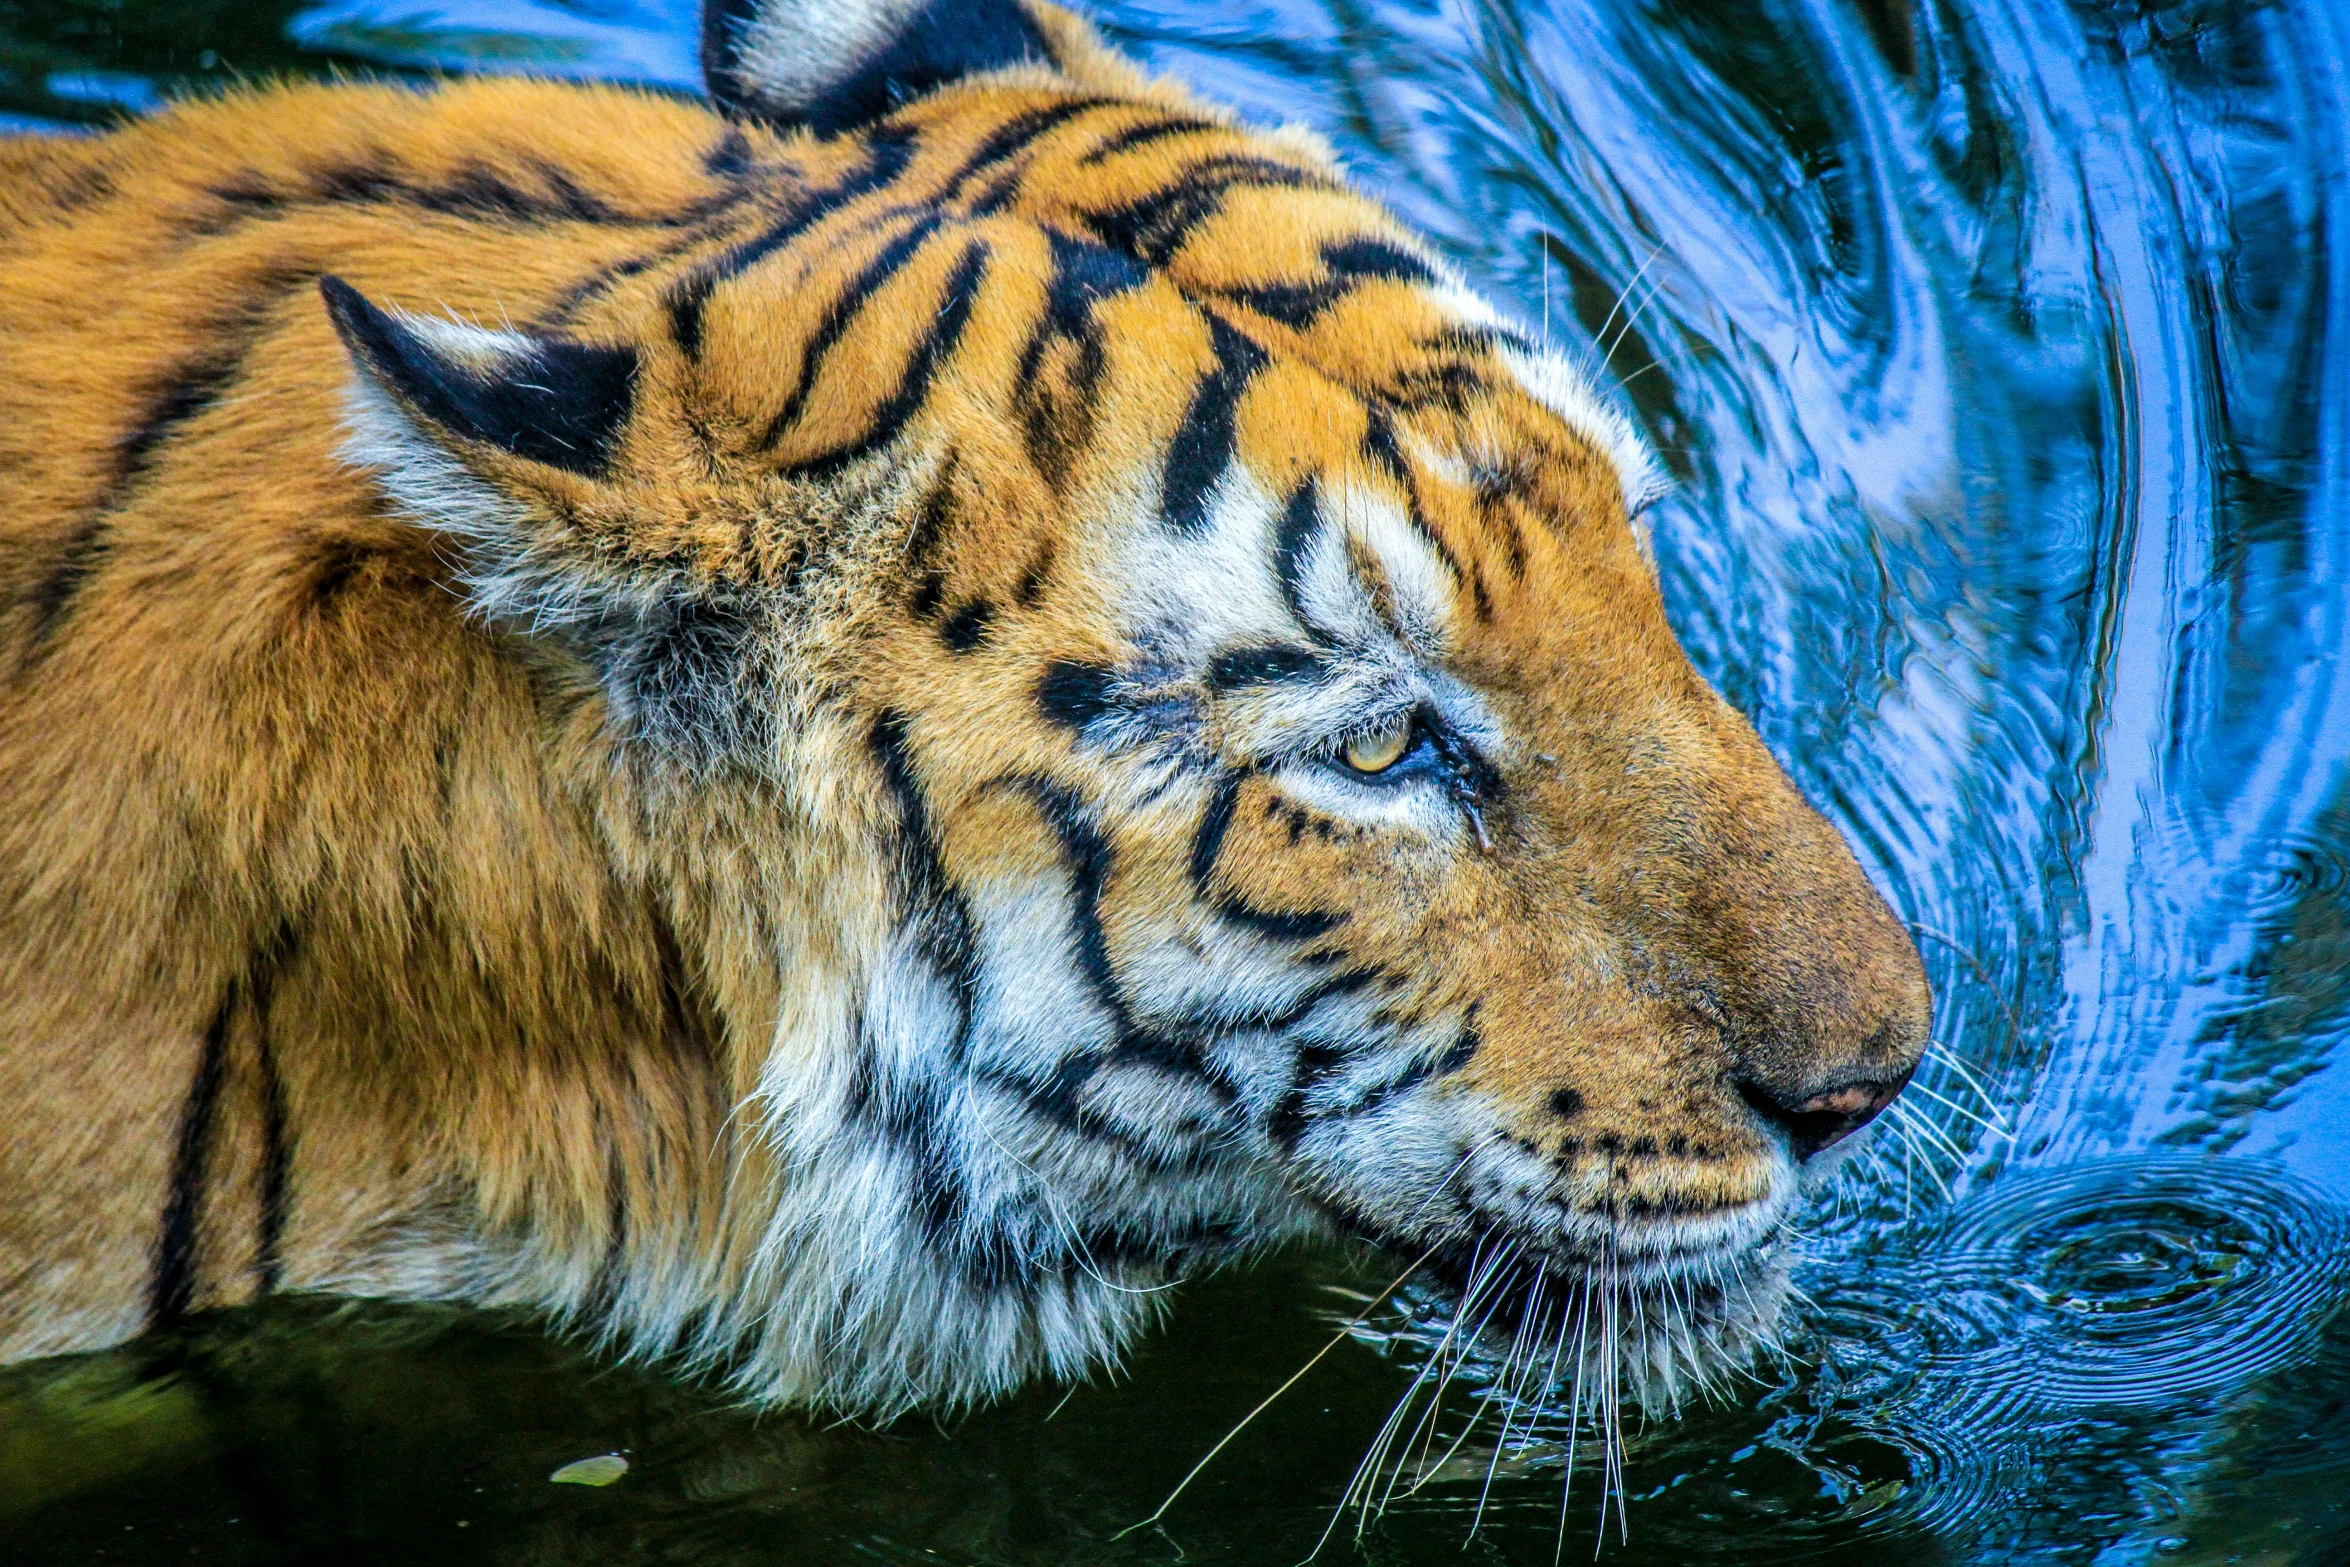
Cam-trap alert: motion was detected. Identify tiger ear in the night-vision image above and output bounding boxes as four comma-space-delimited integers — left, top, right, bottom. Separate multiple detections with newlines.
701, 0, 1054, 132
322, 278, 758, 764
320, 276, 637, 480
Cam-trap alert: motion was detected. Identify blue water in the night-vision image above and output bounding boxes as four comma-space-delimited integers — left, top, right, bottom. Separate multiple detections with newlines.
2, 0, 2347, 1561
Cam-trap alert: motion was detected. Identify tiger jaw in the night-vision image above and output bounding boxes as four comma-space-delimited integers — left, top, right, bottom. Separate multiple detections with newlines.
1288, 1112, 1804, 1392
1376, 1229, 1799, 1418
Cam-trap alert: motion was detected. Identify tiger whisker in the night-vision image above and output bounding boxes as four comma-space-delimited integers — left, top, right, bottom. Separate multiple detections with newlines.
1374, 1241, 1519, 1520
1414, 1272, 1537, 1508
1465, 1266, 1552, 1529
1886, 1113, 1957, 1201
1117, 1242, 1438, 1542
1323, 1241, 1495, 1548
1592, 242, 1669, 360
1904, 1078, 2009, 1136
1917, 1042, 2008, 1123
1892, 1098, 1970, 1165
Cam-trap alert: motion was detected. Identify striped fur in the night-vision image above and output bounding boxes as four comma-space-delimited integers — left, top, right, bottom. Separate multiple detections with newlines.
0, 1, 1928, 1413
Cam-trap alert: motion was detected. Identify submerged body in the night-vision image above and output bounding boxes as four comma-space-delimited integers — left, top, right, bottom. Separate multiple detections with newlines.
0, 0, 1929, 1412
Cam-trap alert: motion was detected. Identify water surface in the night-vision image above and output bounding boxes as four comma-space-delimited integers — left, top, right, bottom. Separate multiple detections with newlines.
3, 0, 2347, 1560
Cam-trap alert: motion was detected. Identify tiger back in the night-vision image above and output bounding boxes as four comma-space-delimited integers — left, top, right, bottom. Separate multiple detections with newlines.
0, 0, 1929, 1414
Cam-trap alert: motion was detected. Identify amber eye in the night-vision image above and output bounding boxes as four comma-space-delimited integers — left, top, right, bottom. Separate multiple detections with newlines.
1342, 715, 1414, 774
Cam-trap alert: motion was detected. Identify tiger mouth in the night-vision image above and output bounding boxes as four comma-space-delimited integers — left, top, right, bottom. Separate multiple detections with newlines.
1402, 1228, 1797, 1410
1327, 1177, 1803, 1407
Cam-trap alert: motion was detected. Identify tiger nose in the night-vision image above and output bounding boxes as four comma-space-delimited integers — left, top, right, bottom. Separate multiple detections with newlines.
1736, 1066, 1914, 1161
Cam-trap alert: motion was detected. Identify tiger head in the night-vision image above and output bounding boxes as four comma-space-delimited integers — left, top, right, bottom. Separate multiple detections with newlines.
325, 0, 1930, 1411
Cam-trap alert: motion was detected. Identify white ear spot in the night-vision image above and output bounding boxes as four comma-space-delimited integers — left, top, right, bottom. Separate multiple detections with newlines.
337, 368, 527, 558
328, 300, 538, 540
733, 0, 933, 111
1426, 281, 1665, 513
398, 315, 538, 375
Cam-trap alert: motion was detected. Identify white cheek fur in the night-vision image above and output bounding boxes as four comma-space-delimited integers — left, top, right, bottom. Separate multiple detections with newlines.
1270, 759, 1467, 847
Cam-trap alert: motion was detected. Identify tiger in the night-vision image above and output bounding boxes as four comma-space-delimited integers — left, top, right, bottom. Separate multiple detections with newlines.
0, 0, 1930, 1418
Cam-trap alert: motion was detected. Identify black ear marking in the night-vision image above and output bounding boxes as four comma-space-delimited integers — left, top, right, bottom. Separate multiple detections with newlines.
320, 276, 638, 478
703, 0, 1053, 134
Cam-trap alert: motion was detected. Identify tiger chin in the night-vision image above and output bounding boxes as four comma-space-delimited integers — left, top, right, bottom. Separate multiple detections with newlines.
0, 0, 1929, 1421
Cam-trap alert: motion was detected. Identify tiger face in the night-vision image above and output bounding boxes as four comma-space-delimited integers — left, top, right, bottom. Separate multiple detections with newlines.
295, 0, 1929, 1411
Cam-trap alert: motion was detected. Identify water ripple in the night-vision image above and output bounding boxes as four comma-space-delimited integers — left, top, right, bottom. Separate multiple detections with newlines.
1819, 1154, 2350, 1433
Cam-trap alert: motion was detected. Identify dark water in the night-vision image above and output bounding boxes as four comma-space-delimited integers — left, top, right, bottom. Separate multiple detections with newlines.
5, 0, 2349, 1560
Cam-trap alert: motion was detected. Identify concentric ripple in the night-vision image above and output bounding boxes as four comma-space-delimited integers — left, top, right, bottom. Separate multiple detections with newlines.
1828, 1155, 2350, 1433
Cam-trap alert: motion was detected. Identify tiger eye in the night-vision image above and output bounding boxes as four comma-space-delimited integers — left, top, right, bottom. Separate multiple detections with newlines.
1343, 717, 1413, 774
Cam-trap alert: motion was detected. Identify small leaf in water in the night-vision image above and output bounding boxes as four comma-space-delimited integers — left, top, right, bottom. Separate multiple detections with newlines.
549, 1454, 629, 1487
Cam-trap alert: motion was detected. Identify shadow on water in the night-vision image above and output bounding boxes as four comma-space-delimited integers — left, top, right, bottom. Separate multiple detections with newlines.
4, 0, 2350, 1560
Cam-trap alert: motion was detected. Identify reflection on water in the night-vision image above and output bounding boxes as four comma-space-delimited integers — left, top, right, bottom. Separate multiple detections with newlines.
3, 0, 2348, 1560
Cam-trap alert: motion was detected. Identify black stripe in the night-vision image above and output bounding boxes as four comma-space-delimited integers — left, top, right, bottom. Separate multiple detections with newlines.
1082, 156, 1328, 266
1270, 1042, 1344, 1150
526, 160, 623, 224
28, 520, 110, 654
904, 452, 962, 583
694, 126, 921, 289
1389, 355, 1492, 415
197, 158, 738, 243
841, 1017, 1038, 1292
948, 99, 1123, 193
582, 1113, 630, 1320
1272, 478, 1332, 642
1214, 901, 1345, 942
29, 268, 311, 660
976, 1057, 1204, 1172
782, 239, 991, 478
303, 540, 375, 614
1190, 772, 1243, 893
1186, 772, 1345, 943
1320, 1020, 1481, 1125
906, 453, 960, 620
939, 599, 994, 652
1016, 547, 1054, 607
935, 99, 1130, 221
1020, 779, 1124, 1024
871, 712, 982, 1036
705, 127, 755, 178
114, 354, 249, 486
1361, 406, 1470, 589
150, 1003, 231, 1330
960, 167, 1028, 218
1161, 314, 1267, 533
1016, 777, 1242, 1102
1224, 237, 1439, 329
1205, 643, 1328, 692
251, 1010, 290, 1297
1362, 405, 1411, 486
245, 921, 298, 1298
546, 215, 746, 334
760, 214, 945, 449
1014, 229, 1148, 486
1197, 967, 1381, 1035
666, 272, 716, 360
1037, 227, 1152, 329
1076, 115, 1223, 165
1270, 1008, 1473, 1149
1037, 660, 1119, 731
